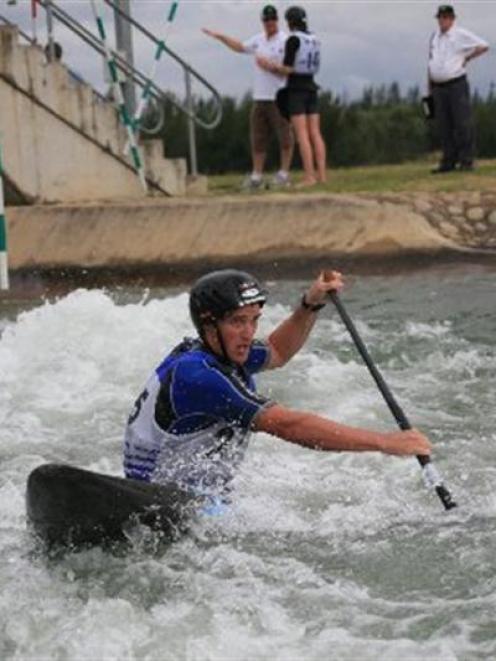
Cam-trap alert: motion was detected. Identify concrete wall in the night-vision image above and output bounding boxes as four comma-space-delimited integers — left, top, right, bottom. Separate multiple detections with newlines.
0, 25, 187, 202
6, 193, 470, 272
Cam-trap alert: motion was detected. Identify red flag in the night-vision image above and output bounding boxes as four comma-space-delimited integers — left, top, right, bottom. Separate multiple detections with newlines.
31, 0, 38, 19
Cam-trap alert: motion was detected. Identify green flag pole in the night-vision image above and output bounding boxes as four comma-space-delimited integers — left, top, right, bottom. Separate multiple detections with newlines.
91, 0, 148, 192
124, 0, 180, 154
0, 138, 10, 291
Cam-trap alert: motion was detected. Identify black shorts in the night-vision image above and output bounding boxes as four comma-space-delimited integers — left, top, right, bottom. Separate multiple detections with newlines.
287, 89, 319, 116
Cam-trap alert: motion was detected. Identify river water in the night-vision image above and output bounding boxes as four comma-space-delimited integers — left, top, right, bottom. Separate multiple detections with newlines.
0, 265, 495, 660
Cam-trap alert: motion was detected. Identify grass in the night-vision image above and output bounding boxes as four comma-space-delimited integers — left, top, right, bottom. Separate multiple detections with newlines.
207, 158, 496, 196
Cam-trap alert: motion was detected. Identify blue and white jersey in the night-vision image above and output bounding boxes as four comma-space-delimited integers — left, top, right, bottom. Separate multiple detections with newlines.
123, 338, 273, 494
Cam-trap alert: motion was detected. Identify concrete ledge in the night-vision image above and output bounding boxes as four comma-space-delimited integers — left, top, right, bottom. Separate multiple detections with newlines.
6, 192, 495, 273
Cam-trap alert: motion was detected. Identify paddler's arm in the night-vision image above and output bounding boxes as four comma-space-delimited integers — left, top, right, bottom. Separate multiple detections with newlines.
253, 404, 432, 456
266, 270, 343, 369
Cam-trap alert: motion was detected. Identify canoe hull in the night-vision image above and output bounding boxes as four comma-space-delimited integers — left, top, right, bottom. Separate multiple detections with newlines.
26, 463, 198, 549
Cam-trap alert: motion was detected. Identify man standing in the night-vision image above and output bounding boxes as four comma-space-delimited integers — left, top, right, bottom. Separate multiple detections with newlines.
203, 5, 294, 190
428, 5, 489, 173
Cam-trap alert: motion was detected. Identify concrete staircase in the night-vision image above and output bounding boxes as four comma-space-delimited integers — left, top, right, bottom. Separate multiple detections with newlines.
0, 25, 188, 204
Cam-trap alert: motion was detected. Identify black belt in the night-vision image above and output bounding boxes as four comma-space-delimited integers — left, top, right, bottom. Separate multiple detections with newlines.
432, 75, 466, 88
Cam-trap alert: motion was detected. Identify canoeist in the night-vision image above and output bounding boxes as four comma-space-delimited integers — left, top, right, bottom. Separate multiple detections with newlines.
124, 270, 431, 500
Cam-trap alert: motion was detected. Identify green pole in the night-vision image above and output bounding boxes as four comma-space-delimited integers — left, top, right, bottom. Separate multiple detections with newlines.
0, 139, 10, 291
91, 0, 148, 192
124, 0, 180, 152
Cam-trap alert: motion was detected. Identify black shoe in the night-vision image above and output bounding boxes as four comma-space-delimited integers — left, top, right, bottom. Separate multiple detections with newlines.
431, 165, 456, 174
459, 163, 474, 172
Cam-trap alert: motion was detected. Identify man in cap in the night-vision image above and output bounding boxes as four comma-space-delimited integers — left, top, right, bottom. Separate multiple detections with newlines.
124, 270, 431, 503
203, 5, 294, 190
428, 5, 489, 173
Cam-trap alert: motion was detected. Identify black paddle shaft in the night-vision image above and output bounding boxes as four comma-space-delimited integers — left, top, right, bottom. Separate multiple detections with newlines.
329, 292, 457, 510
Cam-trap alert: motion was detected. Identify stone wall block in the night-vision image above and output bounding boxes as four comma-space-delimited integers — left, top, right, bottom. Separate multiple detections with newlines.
466, 207, 485, 222
439, 221, 460, 239
429, 212, 445, 224
414, 199, 432, 213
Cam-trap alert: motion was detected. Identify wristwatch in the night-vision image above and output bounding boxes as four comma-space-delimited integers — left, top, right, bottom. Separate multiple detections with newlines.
300, 294, 326, 312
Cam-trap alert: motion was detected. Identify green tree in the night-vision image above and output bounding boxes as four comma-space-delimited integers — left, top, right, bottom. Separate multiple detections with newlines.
153, 82, 496, 173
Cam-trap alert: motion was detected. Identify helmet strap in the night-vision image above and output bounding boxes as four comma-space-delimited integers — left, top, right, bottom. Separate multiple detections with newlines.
215, 323, 229, 362
199, 320, 230, 363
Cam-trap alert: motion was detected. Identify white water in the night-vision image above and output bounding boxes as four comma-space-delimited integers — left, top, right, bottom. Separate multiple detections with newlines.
1, 268, 495, 660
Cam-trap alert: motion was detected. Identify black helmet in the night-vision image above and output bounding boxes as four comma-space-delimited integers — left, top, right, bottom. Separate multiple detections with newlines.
189, 269, 267, 332
261, 4, 278, 21
285, 5, 307, 28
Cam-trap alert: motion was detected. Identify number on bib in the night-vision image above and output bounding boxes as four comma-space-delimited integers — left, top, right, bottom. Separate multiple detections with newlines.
128, 389, 149, 425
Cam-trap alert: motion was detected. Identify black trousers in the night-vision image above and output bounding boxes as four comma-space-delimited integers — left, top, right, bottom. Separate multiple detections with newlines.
432, 76, 475, 167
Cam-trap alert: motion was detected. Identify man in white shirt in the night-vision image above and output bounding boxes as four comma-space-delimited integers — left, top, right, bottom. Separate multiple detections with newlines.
203, 5, 294, 190
428, 5, 489, 173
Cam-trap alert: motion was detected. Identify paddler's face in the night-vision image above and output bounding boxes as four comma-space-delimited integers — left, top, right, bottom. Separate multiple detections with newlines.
207, 304, 262, 365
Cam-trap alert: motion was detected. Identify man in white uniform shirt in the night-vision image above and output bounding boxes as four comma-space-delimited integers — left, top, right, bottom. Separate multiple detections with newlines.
203, 5, 294, 189
428, 4, 489, 173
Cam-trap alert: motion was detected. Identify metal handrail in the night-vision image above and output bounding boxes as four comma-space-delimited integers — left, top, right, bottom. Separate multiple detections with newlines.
35, 0, 223, 131
105, 0, 222, 128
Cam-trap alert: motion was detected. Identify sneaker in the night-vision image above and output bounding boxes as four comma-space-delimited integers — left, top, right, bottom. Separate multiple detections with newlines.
270, 172, 291, 188
240, 175, 265, 191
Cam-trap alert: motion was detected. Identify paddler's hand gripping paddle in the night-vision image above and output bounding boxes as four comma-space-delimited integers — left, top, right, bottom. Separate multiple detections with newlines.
329, 291, 457, 511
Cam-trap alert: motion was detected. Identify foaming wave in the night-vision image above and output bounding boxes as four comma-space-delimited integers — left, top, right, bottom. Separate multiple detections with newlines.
423, 348, 487, 377
0, 289, 192, 458
404, 320, 452, 338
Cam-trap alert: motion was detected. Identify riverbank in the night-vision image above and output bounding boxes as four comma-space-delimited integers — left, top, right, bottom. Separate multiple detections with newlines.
209, 158, 496, 195
2, 158, 495, 295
